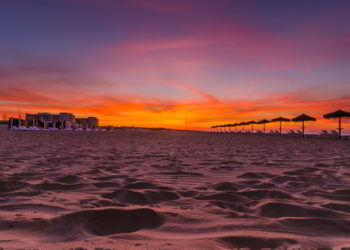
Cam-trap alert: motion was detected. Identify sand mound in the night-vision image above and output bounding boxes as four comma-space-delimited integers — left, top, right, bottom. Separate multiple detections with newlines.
101, 189, 180, 205
211, 201, 253, 213
123, 182, 171, 190
238, 190, 293, 199
157, 171, 203, 176
31, 182, 84, 191
91, 175, 128, 181
286, 181, 312, 188
179, 190, 198, 197
195, 192, 248, 203
279, 218, 350, 236
213, 182, 239, 191
92, 181, 120, 188
253, 183, 278, 189
238, 172, 275, 179
0, 203, 66, 213
258, 202, 345, 218
0, 181, 28, 193
219, 235, 298, 249
303, 190, 350, 202
321, 203, 350, 214
56, 208, 164, 236
56, 175, 81, 184
0, 208, 164, 240
271, 175, 301, 184
333, 189, 350, 196
0, 190, 42, 197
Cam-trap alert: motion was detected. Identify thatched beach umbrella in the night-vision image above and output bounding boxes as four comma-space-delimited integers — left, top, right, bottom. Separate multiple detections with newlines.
217, 125, 222, 132
257, 119, 270, 134
246, 121, 256, 132
226, 124, 232, 132
324, 110, 350, 139
224, 124, 230, 132
292, 114, 316, 137
215, 125, 219, 132
220, 124, 225, 132
227, 123, 233, 132
232, 122, 238, 133
236, 122, 242, 131
240, 122, 246, 132
271, 117, 290, 136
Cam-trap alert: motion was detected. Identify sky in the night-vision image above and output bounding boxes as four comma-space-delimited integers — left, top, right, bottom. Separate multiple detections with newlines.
1, 0, 350, 131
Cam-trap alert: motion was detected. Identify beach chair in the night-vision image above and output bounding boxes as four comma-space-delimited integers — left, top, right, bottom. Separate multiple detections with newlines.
331, 130, 339, 137
296, 130, 303, 135
320, 130, 331, 137
288, 130, 296, 136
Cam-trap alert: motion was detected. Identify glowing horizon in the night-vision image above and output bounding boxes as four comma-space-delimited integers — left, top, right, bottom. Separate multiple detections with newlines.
1, 0, 350, 131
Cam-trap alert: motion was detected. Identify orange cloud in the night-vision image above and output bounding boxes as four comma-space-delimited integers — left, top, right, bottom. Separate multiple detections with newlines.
1, 86, 350, 132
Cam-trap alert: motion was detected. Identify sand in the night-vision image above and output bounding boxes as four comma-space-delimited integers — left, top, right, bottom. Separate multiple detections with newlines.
0, 130, 350, 249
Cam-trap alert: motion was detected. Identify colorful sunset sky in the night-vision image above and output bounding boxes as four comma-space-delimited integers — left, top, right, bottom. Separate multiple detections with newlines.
1, 0, 350, 130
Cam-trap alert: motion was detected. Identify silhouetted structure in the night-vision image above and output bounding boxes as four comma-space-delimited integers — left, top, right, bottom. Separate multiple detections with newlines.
8, 112, 99, 130
26, 112, 76, 129
246, 121, 256, 133
271, 117, 290, 136
324, 110, 350, 139
257, 119, 270, 134
210, 111, 350, 139
240, 122, 246, 132
75, 117, 99, 130
292, 114, 316, 137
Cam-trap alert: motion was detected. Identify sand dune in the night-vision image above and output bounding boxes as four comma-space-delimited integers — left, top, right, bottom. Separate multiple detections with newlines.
0, 130, 350, 249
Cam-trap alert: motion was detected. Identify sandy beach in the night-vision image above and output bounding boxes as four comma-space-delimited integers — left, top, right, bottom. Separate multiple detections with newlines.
0, 130, 350, 249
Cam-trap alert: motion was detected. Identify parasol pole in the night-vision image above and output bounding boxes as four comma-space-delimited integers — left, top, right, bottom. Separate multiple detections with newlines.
302, 120, 305, 137
339, 117, 341, 139
264, 123, 266, 134
279, 121, 282, 136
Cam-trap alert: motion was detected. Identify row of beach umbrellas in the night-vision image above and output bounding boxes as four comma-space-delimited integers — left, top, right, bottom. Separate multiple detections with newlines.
211, 110, 350, 138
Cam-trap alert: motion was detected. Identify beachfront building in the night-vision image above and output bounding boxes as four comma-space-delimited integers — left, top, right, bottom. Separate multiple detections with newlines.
75, 117, 99, 129
8, 118, 26, 129
25, 112, 76, 129
7, 112, 99, 130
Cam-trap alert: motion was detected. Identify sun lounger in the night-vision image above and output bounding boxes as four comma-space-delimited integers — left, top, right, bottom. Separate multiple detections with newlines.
320, 130, 330, 136
305, 132, 320, 138
288, 130, 296, 136
331, 130, 339, 136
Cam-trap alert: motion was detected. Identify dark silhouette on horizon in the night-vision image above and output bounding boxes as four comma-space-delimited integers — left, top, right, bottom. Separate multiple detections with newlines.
211, 110, 349, 139
324, 110, 350, 139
